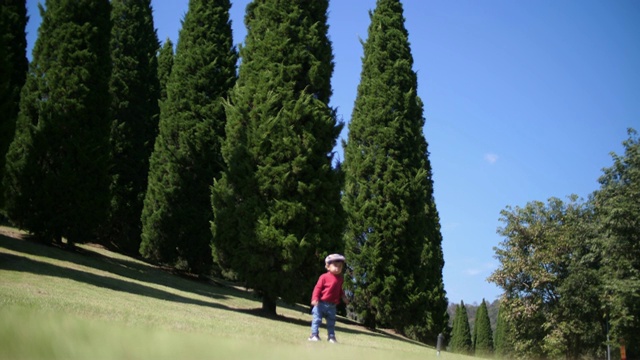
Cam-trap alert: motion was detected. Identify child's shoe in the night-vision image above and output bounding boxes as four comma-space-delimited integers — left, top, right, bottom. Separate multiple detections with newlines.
308, 334, 320, 342
328, 335, 337, 343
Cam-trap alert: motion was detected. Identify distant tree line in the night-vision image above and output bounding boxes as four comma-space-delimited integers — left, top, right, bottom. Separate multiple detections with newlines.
0, 0, 447, 346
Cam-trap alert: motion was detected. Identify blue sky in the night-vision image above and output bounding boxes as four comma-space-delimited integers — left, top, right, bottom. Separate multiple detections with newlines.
25, 0, 640, 305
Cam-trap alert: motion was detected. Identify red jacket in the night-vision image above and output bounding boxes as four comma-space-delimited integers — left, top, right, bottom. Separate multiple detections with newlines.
311, 272, 345, 305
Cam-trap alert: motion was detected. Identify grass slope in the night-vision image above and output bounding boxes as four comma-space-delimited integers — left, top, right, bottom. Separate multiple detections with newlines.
0, 226, 469, 360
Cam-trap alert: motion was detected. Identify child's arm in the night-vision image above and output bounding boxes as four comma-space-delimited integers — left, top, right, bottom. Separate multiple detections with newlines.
311, 276, 324, 306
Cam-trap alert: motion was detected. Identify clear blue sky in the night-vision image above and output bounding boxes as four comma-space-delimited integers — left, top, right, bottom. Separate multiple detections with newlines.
25, 0, 640, 305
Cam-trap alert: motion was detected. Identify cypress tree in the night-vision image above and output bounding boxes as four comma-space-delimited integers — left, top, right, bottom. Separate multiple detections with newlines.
450, 301, 473, 354
102, 0, 160, 254
473, 299, 494, 357
493, 301, 514, 359
211, 0, 344, 314
140, 0, 236, 274
157, 37, 173, 104
2, 0, 112, 245
341, 0, 447, 341
0, 0, 28, 210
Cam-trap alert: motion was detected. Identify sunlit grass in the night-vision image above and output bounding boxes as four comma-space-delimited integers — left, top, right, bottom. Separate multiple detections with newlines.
0, 227, 471, 360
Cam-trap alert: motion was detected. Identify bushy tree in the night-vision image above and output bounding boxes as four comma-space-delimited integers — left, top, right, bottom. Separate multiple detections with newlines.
489, 196, 604, 359
0, 0, 28, 209
488, 129, 640, 359
102, 0, 160, 254
593, 128, 640, 358
140, 0, 236, 274
211, 0, 344, 314
450, 301, 472, 354
473, 299, 493, 357
3, 0, 112, 245
341, 0, 447, 341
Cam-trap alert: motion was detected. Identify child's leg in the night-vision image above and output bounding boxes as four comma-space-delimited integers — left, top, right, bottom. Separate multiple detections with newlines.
310, 304, 324, 335
325, 304, 337, 338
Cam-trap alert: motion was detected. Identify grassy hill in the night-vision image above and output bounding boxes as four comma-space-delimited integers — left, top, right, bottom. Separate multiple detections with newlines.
0, 226, 470, 360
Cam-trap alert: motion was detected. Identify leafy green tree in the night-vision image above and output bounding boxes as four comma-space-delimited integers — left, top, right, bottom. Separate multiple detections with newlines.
211, 0, 344, 314
0, 0, 28, 210
473, 299, 493, 357
489, 196, 604, 359
450, 301, 472, 354
593, 128, 640, 358
157, 37, 173, 104
488, 130, 640, 359
140, 0, 236, 274
2, 0, 112, 245
341, 0, 447, 341
102, 0, 160, 254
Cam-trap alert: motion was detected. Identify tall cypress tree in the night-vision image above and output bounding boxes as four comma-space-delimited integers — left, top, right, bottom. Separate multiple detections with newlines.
103, 0, 160, 254
450, 301, 473, 354
211, 0, 344, 314
473, 299, 494, 357
2, 0, 112, 244
341, 0, 447, 341
157, 37, 173, 104
0, 0, 28, 210
140, 0, 236, 274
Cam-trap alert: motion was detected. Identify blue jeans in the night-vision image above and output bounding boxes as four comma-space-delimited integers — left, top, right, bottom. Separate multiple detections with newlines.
310, 301, 337, 337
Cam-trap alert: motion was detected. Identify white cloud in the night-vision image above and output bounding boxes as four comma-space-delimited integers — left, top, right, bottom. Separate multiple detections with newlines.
466, 268, 482, 276
465, 262, 498, 277
484, 153, 499, 164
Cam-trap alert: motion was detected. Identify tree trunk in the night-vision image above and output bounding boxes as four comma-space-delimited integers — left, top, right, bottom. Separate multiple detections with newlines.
363, 312, 377, 329
262, 296, 277, 315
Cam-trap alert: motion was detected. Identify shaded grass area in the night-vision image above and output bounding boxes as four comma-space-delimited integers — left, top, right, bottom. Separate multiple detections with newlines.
0, 228, 468, 360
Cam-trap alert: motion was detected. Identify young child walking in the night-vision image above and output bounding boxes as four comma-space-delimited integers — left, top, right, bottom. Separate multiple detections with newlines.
308, 253, 349, 343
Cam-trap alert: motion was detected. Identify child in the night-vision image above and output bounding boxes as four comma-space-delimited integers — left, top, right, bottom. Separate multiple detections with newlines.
308, 253, 349, 343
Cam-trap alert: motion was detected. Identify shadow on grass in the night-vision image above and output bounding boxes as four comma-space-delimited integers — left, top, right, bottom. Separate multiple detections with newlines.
0, 251, 233, 310
0, 234, 428, 348
0, 234, 247, 301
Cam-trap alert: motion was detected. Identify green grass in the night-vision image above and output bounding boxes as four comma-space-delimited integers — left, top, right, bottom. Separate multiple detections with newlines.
0, 226, 470, 360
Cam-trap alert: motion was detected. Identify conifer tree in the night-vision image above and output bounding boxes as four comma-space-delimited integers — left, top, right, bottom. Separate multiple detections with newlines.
211, 0, 344, 314
493, 302, 514, 359
2, 0, 112, 244
341, 0, 447, 341
450, 301, 473, 354
102, 0, 160, 254
0, 0, 28, 209
473, 299, 494, 357
140, 0, 236, 274
157, 38, 174, 104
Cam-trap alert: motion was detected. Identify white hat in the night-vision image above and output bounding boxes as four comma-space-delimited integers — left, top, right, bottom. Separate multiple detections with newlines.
325, 253, 346, 264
